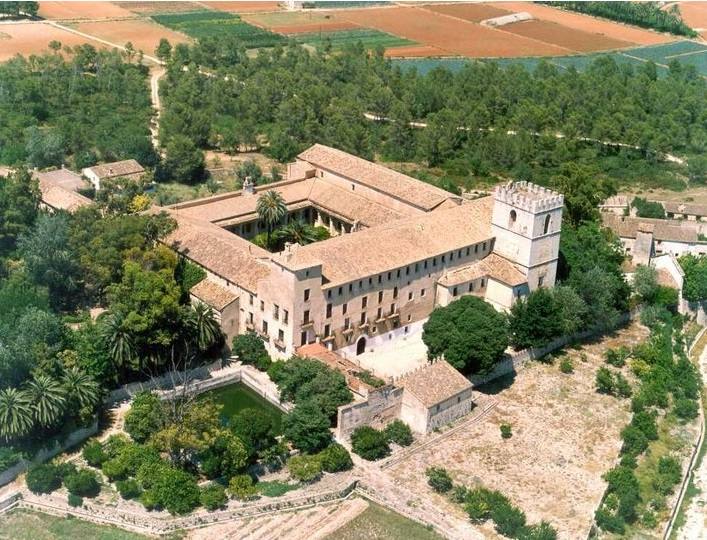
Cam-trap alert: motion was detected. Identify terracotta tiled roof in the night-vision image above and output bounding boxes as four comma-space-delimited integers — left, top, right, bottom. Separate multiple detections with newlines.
296, 342, 375, 394
397, 360, 472, 408
190, 279, 238, 311
298, 144, 459, 211
160, 209, 270, 293
35, 168, 86, 191
276, 197, 494, 287
663, 201, 707, 217
85, 159, 144, 180
656, 269, 678, 289
438, 253, 527, 287
602, 213, 698, 243
36, 176, 92, 213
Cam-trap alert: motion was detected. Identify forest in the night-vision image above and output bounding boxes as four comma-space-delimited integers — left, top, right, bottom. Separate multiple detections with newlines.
549, 1, 697, 37
0, 1, 37, 18
158, 40, 707, 190
0, 47, 156, 170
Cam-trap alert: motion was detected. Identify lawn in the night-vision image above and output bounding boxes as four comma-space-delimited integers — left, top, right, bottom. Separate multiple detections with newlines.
295, 28, 414, 51
326, 501, 443, 540
152, 11, 284, 47
0, 509, 147, 540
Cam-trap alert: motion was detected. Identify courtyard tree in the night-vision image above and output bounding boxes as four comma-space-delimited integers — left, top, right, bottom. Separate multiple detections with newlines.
124, 391, 164, 444
185, 302, 222, 352
350, 426, 390, 461
282, 400, 332, 453
508, 288, 565, 350
231, 332, 270, 370
256, 190, 287, 247
422, 296, 509, 374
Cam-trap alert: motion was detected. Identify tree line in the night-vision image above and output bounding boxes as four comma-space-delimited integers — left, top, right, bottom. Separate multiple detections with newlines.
548, 2, 697, 37
157, 39, 707, 189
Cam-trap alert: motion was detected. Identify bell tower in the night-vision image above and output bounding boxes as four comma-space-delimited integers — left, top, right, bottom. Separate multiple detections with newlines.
490, 181, 564, 290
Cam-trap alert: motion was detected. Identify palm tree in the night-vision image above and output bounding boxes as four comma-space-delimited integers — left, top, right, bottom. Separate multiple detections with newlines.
274, 220, 330, 247
62, 367, 100, 409
101, 312, 136, 374
0, 388, 33, 440
26, 375, 66, 428
256, 190, 287, 248
187, 302, 223, 351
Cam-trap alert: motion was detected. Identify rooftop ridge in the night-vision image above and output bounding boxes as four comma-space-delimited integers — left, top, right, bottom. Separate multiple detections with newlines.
493, 181, 564, 213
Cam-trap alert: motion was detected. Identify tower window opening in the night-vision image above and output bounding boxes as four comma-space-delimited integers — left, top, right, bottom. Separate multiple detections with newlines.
509, 210, 517, 227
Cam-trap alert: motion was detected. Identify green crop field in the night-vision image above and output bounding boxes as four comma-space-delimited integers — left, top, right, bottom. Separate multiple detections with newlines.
152, 11, 285, 48
296, 28, 414, 51
391, 40, 707, 77
0, 509, 148, 540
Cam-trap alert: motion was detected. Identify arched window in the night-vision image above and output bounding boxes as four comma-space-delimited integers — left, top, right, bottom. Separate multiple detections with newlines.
543, 214, 551, 234
508, 210, 517, 227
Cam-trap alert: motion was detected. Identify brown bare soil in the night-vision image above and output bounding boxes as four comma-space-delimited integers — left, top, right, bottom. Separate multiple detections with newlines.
503, 19, 634, 52
203, 1, 282, 13
271, 21, 359, 35
497, 2, 675, 45
113, 2, 204, 15
0, 22, 100, 61
674, 2, 707, 39
384, 44, 446, 58
73, 19, 191, 55
37, 1, 135, 20
385, 321, 650, 539
423, 2, 512, 23
334, 5, 570, 58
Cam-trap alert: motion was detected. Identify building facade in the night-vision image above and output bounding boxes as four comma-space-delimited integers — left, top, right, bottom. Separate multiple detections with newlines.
161, 144, 564, 359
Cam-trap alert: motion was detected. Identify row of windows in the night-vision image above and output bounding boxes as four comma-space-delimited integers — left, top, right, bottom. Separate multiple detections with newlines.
249, 295, 290, 325
451, 279, 486, 297
308, 288, 425, 324
304, 243, 489, 303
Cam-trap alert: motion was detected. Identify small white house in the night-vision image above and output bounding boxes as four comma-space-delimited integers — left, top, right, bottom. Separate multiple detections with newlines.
82, 159, 144, 191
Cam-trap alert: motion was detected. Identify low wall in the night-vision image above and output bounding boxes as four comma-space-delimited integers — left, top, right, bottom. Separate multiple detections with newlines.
0, 421, 98, 487
336, 386, 403, 439
470, 312, 633, 387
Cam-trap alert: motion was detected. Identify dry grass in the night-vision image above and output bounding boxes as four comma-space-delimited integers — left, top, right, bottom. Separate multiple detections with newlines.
385, 322, 650, 539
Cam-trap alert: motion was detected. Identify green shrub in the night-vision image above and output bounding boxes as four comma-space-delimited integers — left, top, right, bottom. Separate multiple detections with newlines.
282, 401, 333, 453
621, 425, 649, 456
491, 502, 527, 537
287, 454, 323, 483
139, 489, 160, 511
103, 434, 130, 459
641, 510, 658, 529
614, 373, 632, 398
631, 411, 658, 441
256, 480, 299, 497
674, 397, 699, 420
64, 469, 100, 498
426, 466, 453, 493
200, 484, 227, 510
500, 423, 512, 439
318, 443, 353, 473
603, 465, 640, 523
26, 463, 61, 494
116, 478, 142, 500
124, 391, 164, 444
67, 493, 83, 508
101, 457, 129, 482
0, 447, 22, 470
228, 474, 258, 500
559, 357, 573, 374
450, 485, 468, 504
463, 488, 491, 523
594, 507, 625, 534
232, 332, 271, 371
351, 426, 391, 461
595, 367, 614, 394
605, 347, 628, 367
522, 520, 557, 539
384, 420, 413, 447
653, 456, 681, 495
82, 440, 107, 467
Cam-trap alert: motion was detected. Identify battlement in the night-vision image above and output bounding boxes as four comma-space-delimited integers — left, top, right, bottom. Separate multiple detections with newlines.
493, 181, 564, 213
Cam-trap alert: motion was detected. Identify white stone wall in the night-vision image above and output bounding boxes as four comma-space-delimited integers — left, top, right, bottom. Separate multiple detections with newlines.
336, 386, 404, 439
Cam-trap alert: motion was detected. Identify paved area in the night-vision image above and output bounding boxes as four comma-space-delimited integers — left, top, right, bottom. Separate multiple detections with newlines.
352, 330, 428, 379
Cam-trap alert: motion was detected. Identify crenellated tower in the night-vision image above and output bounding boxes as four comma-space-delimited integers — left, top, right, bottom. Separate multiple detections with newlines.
491, 181, 564, 290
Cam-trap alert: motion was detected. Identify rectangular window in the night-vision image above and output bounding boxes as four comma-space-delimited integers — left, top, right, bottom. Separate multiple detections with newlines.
415, 263, 419, 272
393, 286, 398, 299
324, 324, 331, 337
396, 269, 401, 278
378, 275, 382, 284
262, 320, 268, 334
248, 312, 253, 323
359, 280, 362, 288
249, 294, 254, 306
390, 303, 396, 314
450, 252, 454, 261
342, 303, 348, 315
468, 282, 474, 292
458, 250, 462, 258
327, 289, 332, 299
408, 291, 413, 301
368, 278, 372, 285
326, 303, 332, 318
466, 247, 470, 256
283, 309, 289, 324
349, 283, 353, 293
260, 300, 265, 312
378, 291, 383, 303
278, 329, 284, 342
442, 255, 446, 263
360, 312, 366, 325
362, 296, 368, 309
406, 266, 410, 276
303, 310, 310, 323
377, 307, 382, 320
338, 286, 343, 296
475, 245, 478, 253
387, 272, 391, 280
538, 276, 545, 287
433, 258, 437, 267
344, 317, 350, 329
301, 331, 307, 346
421, 288, 426, 297
453, 287, 458, 297
483, 242, 487, 251
481, 278, 485, 287
424, 260, 428, 269
304, 289, 310, 302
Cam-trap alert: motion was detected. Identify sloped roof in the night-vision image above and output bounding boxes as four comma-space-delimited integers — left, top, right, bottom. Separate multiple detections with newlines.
84, 159, 144, 180
35, 168, 86, 191
602, 213, 698, 243
275, 197, 494, 287
36, 176, 92, 213
663, 201, 707, 217
438, 253, 527, 287
161, 209, 270, 293
398, 360, 472, 408
190, 279, 238, 311
298, 144, 459, 211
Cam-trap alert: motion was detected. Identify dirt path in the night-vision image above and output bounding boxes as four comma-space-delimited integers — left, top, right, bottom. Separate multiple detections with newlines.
676, 342, 707, 539
150, 65, 166, 149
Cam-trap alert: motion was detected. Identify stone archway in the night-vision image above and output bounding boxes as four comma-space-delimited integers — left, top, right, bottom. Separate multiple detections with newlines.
356, 336, 366, 356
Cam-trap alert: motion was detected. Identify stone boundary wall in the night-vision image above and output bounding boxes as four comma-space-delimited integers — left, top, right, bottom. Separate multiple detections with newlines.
336, 386, 403, 439
0, 421, 98, 488
10, 479, 357, 536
